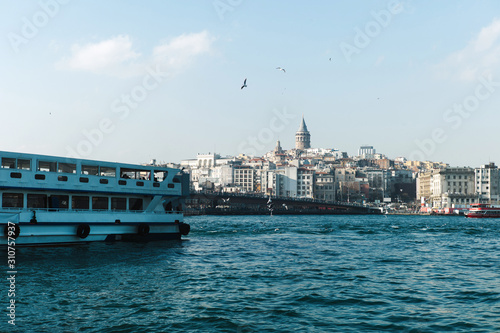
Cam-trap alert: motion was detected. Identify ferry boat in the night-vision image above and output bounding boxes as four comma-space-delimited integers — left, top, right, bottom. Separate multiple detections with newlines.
464, 203, 500, 218
0, 151, 190, 246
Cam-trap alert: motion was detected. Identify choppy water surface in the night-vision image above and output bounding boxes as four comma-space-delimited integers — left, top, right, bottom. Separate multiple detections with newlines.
6, 215, 500, 332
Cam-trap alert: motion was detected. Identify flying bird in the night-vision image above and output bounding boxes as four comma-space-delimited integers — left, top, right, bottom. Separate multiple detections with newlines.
241, 78, 247, 89
329, 57, 332, 61
276, 67, 286, 73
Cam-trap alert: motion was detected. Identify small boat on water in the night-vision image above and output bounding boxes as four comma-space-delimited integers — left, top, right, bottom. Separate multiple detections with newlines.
0, 151, 190, 246
464, 203, 500, 218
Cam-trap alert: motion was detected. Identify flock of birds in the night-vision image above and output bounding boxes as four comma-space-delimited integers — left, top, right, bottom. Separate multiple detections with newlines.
241, 58, 332, 90
240, 66, 287, 90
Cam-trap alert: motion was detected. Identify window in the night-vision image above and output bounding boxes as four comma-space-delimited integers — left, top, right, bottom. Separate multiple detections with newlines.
18, 159, 31, 170
2, 193, 23, 208
2, 158, 32, 170
92, 197, 108, 210
82, 165, 99, 176
154, 170, 168, 182
120, 168, 149, 180
72, 196, 89, 210
111, 198, 127, 210
1, 158, 16, 169
49, 195, 69, 209
129, 198, 143, 211
28, 194, 47, 209
100, 167, 116, 177
58, 163, 76, 174
38, 161, 57, 172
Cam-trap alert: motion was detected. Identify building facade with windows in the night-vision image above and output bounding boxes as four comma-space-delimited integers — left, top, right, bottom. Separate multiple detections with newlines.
475, 163, 500, 204
429, 167, 475, 208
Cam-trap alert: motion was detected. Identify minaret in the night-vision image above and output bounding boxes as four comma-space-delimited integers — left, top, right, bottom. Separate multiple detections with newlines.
295, 115, 311, 150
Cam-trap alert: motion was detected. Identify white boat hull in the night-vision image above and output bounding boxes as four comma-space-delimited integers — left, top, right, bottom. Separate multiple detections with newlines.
1, 211, 187, 246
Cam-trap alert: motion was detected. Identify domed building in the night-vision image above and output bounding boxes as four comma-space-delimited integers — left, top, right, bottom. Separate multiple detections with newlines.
295, 115, 311, 150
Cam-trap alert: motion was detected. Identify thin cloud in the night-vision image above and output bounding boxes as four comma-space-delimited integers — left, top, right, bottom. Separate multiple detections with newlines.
436, 18, 500, 81
56, 31, 215, 78
152, 31, 215, 70
57, 35, 142, 77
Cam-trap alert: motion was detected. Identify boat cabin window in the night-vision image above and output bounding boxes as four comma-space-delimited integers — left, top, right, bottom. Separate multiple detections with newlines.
92, 197, 108, 210
38, 161, 57, 172
2, 158, 32, 170
28, 194, 48, 209
154, 170, 168, 182
18, 159, 31, 170
111, 197, 127, 210
120, 168, 150, 180
58, 163, 76, 174
72, 196, 89, 210
82, 165, 99, 176
49, 195, 69, 209
2, 193, 23, 208
100, 167, 116, 177
129, 198, 143, 211
1, 158, 16, 169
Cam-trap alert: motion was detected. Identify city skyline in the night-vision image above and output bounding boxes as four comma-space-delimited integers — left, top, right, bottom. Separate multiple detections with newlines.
2, 1, 500, 167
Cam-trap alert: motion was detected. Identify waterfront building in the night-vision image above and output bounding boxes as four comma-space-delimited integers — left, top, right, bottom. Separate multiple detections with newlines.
432, 167, 475, 208
297, 167, 314, 198
314, 171, 336, 202
475, 163, 500, 204
359, 168, 387, 201
295, 116, 311, 150
233, 165, 255, 192
263, 166, 298, 197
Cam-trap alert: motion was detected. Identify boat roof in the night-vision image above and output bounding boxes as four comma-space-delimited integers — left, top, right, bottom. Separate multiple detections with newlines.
0, 150, 175, 172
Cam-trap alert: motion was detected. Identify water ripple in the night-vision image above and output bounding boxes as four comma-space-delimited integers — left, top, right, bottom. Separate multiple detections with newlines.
9, 215, 500, 332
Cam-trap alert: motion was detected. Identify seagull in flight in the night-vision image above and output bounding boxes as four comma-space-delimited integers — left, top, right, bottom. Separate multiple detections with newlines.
276, 67, 286, 73
241, 78, 247, 89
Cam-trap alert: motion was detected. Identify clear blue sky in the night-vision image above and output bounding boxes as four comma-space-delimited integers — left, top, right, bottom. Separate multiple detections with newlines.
1, 0, 500, 167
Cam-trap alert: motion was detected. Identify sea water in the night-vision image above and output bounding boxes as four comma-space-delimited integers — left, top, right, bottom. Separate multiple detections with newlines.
4, 215, 500, 332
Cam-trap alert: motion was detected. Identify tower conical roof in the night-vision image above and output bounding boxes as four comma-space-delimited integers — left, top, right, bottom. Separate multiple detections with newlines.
297, 115, 308, 132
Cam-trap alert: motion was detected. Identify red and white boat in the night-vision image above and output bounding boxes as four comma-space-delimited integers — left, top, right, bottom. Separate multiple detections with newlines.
464, 203, 500, 218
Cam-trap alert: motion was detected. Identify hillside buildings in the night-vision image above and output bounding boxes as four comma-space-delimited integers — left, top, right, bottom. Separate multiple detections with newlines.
178, 116, 496, 209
